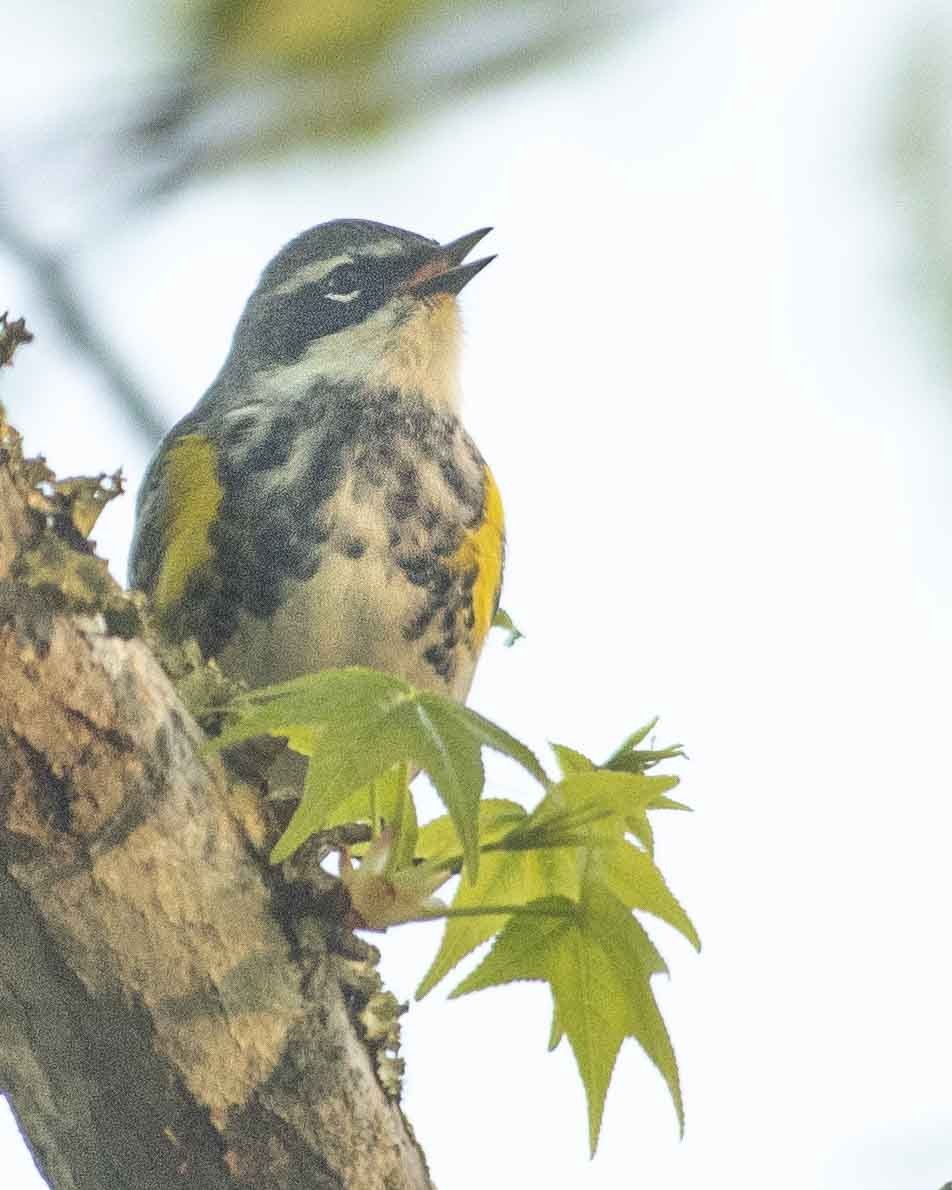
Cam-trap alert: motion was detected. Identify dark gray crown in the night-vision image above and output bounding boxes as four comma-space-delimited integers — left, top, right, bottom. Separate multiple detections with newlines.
258, 219, 438, 291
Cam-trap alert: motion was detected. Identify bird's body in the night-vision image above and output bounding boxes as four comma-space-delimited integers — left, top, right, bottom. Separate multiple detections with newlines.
129, 220, 503, 706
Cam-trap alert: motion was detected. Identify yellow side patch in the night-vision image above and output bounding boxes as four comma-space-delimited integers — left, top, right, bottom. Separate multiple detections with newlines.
450, 465, 505, 651
152, 434, 224, 613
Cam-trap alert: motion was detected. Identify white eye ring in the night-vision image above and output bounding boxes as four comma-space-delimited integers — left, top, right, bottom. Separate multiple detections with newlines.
325, 289, 361, 303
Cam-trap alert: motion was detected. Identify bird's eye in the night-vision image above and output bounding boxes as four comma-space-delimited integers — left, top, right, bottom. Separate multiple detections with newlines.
325, 263, 362, 302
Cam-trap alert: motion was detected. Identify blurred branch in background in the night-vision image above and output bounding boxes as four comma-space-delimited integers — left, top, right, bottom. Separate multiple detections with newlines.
2, 0, 647, 441
887, 23, 952, 374
0, 203, 168, 444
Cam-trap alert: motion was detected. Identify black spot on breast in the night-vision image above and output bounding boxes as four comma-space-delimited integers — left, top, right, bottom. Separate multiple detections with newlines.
241, 408, 298, 471
432, 528, 460, 557
430, 566, 452, 600
399, 554, 434, 586
386, 487, 417, 521
299, 438, 347, 505
222, 415, 258, 450
439, 458, 466, 499
290, 548, 322, 581
343, 537, 366, 559
201, 384, 367, 644
309, 516, 332, 546
423, 644, 452, 679
403, 604, 438, 641
396, 459, 417, 485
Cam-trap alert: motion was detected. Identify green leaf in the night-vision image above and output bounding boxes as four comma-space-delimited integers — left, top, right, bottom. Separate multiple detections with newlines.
492, 607, 524, 646
452, 884, 683, 1153
548, 1005, 563, 1051
321, 761, 407, 829
417, 694, 549, 788
550, 742, 595, 776
208, 667, 409, 751
324, 763, 418, 871
270, 692, 486, 870
416, 799, 528, 865
500, 791, 619, 852
416, 824, 579, 998
609, 719, 657, 752
604, 719, 687, 774
551, 769, 687, 854
557, 770, 682, 814
591, 842, 701, 952
646, 793, 693, 813
450, 896, 576, 990
387, 765, 418, 871
254, 669, 547, 875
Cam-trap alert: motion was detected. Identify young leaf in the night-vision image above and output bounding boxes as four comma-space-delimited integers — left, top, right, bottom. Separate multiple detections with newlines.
590, 842, 701, 952
323, 764, 417, 870
339, 829, 451, 931
416, 799, 528, 864
452, 884, 683, 1153
603, 719, 686, 774
551, 770, 684, 854
649, 793, 693, 813
270, 693, 486, 870
387, 765, 418, 871
548, 1005, 563, 1051
491, 607, 524, 646
416, 694, 549, 789
556, 770, 682, 815
256, 670, 548, 874
550, 742, 595, 776
209, 667, 408, 751
416, 828, 579, 999
499, 791, 620, 852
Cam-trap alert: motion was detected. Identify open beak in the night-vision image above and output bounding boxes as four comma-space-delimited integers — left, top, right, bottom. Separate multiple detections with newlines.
404, 227, 495, 297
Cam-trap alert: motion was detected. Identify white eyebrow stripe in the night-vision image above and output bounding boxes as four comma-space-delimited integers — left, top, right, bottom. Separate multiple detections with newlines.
266, 237, 409, 298
325, 290, 361, 303
362, 237, 406, 257
270, 254, 352, 297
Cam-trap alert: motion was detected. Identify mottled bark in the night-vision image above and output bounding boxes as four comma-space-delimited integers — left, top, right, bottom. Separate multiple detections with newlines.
0, 399, 432, 1190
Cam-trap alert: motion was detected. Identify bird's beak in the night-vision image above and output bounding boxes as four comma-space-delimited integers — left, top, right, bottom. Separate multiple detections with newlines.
403, 228, 495, 297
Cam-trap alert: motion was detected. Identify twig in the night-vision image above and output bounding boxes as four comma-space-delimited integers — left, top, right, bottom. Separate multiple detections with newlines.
0, 199, 167, 444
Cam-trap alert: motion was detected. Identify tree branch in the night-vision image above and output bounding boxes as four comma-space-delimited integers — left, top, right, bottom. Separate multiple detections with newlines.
0, 384, 431, 1189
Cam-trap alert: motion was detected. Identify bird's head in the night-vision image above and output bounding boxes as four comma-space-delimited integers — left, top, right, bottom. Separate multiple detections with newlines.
228, 219, 494, 412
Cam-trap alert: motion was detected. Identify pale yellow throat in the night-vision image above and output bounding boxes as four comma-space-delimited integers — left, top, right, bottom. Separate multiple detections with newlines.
369, 295, 463, 411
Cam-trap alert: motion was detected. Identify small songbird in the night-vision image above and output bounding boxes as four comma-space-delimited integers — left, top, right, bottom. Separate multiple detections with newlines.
129, 220, 503, 711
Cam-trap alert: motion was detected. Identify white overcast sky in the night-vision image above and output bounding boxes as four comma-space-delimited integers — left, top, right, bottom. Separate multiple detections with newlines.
2, 1, 951, 1188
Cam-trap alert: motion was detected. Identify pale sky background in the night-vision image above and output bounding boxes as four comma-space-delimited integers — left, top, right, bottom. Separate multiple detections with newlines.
2, 1, 951, 1187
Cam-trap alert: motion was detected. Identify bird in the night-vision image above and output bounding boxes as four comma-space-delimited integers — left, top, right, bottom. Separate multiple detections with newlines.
128, 219, 504, 725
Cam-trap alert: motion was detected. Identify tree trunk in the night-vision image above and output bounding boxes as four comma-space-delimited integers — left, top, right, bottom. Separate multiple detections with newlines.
0, 385, 433, 1189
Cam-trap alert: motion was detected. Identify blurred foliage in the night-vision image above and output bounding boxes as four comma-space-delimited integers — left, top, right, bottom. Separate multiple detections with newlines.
888, 29, 952, 365
127, 0, 643, 195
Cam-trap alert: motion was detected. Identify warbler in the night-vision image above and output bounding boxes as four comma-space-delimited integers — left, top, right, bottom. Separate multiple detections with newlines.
128, 219, 504, 711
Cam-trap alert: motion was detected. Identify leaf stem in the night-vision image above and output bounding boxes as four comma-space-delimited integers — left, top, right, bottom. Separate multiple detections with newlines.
413, 901, 573, 923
